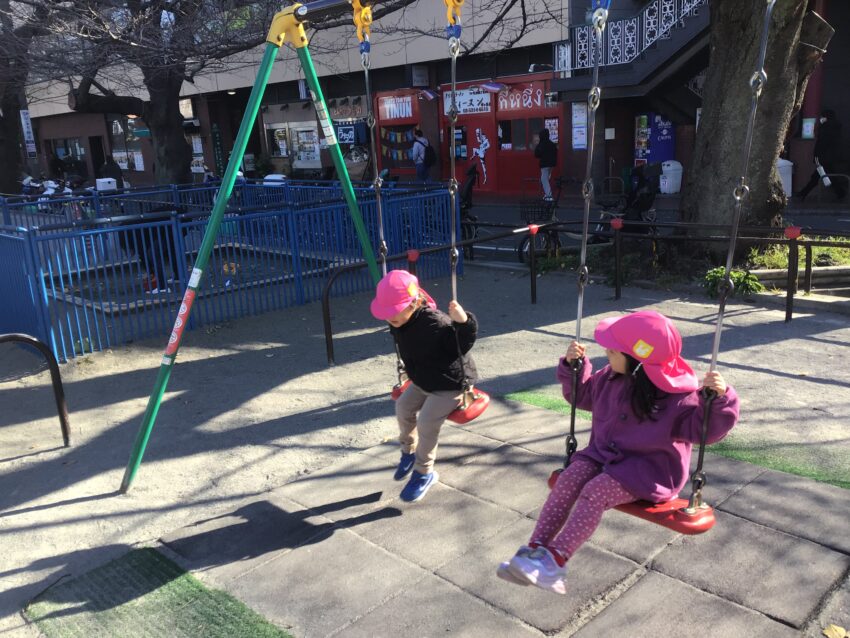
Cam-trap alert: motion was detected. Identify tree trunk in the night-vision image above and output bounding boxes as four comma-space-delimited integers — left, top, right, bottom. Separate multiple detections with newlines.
680, 0, 833, 256
0, 90, 24, 194
70, 72, 192, 186
142, 71, 192, 186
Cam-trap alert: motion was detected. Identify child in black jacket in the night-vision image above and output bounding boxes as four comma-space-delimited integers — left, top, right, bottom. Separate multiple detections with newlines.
370, 270, 478, 502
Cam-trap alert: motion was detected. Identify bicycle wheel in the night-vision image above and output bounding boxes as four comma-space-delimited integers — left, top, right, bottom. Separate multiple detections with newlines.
517, 233, 552, 264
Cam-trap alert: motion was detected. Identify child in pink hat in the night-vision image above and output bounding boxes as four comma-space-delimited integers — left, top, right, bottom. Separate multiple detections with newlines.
370, 270, 479, 503
498, 310, 739, 594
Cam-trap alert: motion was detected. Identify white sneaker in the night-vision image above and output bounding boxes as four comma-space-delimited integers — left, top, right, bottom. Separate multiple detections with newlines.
496, 545, 533, 586
508, 546, 568, 595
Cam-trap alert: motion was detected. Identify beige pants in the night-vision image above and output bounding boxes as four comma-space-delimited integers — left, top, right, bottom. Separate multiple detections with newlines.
396, 382, 463, 474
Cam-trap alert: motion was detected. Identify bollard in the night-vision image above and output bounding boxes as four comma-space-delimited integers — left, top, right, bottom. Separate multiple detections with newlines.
407, 249, 419, 276
611, 217, 624, 300
803, 242, 813, 294
784, 226, 802, 322
528, 224, 539, 304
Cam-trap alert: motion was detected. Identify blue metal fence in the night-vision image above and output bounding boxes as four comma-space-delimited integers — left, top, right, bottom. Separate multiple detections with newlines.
0, 184, 457, 362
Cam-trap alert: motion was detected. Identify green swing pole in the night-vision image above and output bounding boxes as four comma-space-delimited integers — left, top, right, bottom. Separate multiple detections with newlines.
297, 45, 381, 284
120, 3, 378, 492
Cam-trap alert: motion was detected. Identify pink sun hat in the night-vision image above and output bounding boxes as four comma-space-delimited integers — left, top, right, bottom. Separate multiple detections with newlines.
370, 270, 436, 321
593, 310, 700, 393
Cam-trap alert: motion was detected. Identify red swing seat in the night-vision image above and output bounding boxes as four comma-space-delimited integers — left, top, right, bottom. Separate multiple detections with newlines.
446, 388, 490, 424
391, 379, 411, 400
391, 381, 490, 424
548, 468, 715, 535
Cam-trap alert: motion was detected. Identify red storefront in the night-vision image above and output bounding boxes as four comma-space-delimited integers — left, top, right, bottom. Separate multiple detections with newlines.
373, 89, 441, 180
438, 74, 565, 195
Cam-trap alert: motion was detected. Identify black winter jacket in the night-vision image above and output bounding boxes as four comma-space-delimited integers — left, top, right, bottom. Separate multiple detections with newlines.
391, 307, 478, 392
534, 138, 557, 168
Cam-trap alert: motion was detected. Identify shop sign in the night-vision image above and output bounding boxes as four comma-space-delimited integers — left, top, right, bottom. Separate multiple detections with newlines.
19, 110, 37, 158
497, 83, 545, 112
330, 98, 365, 120
211, 123, 225, 173
572, 102, 587, 150
379, 96, 413, 121
337, 125, 356, 144
443, 87, 491, 116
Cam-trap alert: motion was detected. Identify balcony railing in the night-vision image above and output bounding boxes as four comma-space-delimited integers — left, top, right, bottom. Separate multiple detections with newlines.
554, 0, 708, 72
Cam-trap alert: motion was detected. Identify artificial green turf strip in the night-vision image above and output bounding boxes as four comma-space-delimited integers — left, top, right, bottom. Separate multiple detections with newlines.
709, 440, 850, 490
505, 389, 593, 421
507, 389, 848, 490
24, 548, 291, 638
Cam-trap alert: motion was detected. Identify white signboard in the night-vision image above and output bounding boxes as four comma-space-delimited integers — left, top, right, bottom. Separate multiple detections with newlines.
443, 88, 492, 116
572, 102, 587, 150
19, 110, 37, 157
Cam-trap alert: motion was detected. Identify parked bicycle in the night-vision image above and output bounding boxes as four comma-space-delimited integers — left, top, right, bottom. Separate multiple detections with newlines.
516, 176, 566, 263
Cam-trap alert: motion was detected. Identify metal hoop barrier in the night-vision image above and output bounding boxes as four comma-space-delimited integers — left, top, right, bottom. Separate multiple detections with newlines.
1, 333, 72, 447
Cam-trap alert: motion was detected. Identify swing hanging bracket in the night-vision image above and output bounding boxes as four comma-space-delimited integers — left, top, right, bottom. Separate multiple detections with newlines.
267, 5, 309, 48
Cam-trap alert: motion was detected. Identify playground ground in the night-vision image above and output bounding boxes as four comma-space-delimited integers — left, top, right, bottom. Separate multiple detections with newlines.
1, 262, 849, 636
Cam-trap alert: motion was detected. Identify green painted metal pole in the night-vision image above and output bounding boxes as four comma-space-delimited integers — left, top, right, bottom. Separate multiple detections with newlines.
297, 45, 381, 284
120, 44, 280, 493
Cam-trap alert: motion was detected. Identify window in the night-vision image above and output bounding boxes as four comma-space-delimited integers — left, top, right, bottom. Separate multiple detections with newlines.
512, 119, 528, 151
498, 121, 513, 150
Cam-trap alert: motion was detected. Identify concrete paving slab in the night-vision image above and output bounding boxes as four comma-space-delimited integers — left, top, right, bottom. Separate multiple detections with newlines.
571, 571, 800, 638
160, 494, 335, 579
804, 572, 850, 638
468, 399, 591, 459
351, 482, 522, 571
651, 510, 850, 627
340, 571, 541, 638
437, 518, 639, 634
160, 492, 403, 583
275, 451, 399, 522
438, 444, 553, 516
227, 528, 425, 638
718, 469, 850, 554
589, 509, 680, 565
692, 452, 767, 506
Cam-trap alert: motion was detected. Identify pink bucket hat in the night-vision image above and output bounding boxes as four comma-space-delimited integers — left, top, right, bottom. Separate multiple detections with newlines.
594, 310, 699, 393
370, 270, 436, 321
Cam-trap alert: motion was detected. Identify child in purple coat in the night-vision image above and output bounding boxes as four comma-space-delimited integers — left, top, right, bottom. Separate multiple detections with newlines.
497, 310, 739, 594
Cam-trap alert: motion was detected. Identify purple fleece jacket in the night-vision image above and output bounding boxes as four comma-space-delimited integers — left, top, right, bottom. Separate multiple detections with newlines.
557, 357, 740, 503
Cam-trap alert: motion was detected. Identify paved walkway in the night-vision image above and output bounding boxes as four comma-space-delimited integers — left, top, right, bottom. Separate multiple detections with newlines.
3, 264, 849, 636
160, 397, 850, 637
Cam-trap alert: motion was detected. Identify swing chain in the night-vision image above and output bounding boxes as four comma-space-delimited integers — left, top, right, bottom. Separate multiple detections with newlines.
561, 4, 606, 469
709, 0, 775, 373
353, 0, 387, 276
446, 0, 462, 302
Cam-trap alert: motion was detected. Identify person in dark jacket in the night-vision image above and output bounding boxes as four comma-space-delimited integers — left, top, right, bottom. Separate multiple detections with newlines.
99, 155, 124, 185
534, 128, 558, 201
370, 270, 478, 503
798, 109, 845, 201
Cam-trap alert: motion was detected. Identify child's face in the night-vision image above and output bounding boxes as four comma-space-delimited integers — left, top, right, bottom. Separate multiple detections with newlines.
387, 301, 418, 328
606, 349, 628, 374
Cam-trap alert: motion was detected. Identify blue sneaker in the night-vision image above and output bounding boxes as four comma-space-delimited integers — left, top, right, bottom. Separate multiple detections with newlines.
400, 470, 439, 503
393, 452, 416, 481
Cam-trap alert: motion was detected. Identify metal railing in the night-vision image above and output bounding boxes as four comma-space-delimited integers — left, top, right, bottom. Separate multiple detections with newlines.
0, 187, 454, 362
556, 0, 708, 72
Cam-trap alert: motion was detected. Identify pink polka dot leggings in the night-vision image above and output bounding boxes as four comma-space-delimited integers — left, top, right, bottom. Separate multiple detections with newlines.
530, 458, 635, 561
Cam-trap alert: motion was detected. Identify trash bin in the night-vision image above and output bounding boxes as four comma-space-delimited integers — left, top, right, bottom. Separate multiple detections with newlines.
777, 158, 793, 196
660, 160, 683, 194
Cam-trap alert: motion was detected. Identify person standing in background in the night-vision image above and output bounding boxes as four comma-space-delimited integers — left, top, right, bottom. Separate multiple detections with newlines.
797, 109, 845, 201
534, 128, 558, 201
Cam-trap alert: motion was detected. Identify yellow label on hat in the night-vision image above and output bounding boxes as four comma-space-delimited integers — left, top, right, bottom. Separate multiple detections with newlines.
406, 281, 418, 298
632, 339, 654, 359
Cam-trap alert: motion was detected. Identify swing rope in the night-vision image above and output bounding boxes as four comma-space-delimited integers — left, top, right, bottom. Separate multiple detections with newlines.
353, 0, 387, 276
443, 0, 479, 413
355, 1, 410, 393
688, 0, 776, 511
562, 2, 608, 469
